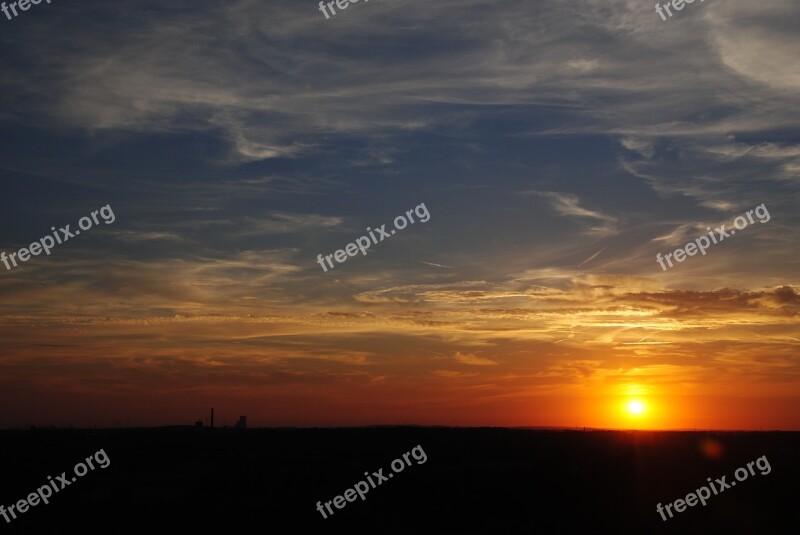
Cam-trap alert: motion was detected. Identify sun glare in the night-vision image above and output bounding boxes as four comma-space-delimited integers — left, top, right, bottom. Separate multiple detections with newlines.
626, 400, 645, 415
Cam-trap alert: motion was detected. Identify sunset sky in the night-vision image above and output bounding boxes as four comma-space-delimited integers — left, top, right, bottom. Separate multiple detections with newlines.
1, 0, 798, 430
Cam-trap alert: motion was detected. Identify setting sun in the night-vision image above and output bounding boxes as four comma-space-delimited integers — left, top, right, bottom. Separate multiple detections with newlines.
626, 400, 645, 415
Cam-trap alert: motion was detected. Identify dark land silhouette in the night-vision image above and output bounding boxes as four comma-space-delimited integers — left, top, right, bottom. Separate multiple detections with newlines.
0, 427, 797, 533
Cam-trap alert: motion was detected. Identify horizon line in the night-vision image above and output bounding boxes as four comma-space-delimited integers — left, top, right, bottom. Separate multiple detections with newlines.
1, 424, 796, 432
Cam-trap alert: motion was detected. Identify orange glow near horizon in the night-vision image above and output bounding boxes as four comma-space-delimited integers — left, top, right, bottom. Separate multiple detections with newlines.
1, 274, 799, 429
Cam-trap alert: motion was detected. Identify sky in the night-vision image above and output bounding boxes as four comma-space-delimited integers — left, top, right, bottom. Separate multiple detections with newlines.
0, 0, 798, 430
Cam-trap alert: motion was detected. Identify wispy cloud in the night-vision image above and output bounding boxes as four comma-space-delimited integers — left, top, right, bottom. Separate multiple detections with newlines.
526, 191, 618, 236
454, 352, 498, 366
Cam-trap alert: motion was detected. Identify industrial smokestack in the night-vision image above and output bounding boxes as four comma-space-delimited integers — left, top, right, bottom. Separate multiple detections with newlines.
211, 408, 214, 428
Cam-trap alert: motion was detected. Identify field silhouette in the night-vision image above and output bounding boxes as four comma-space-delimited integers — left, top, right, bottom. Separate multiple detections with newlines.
1, 427, 797, 533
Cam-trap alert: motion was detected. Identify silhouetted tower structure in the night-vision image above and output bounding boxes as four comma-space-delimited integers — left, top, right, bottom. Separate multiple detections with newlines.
211, 408, 215, 428
234, 416, 247, 429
